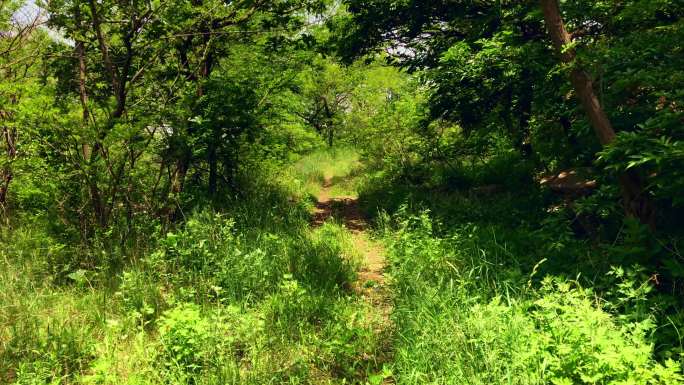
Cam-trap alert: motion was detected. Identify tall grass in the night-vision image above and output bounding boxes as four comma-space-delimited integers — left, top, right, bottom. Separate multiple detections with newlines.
379, 207, 683, 384
0, 149, 386, 385
290, 147, 362, 198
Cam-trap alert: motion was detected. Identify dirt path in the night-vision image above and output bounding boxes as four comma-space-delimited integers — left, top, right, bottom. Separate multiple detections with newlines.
310, 175, 394, 383
311, 174, 392, 312
311, 175, 388, 286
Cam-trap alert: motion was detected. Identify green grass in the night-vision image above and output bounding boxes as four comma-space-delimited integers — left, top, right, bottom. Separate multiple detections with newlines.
289, 147, 363, 198
0, 149, 386, 385
357, 150, 684, 383
4, 147, 682, 385
379, 208, 683, 385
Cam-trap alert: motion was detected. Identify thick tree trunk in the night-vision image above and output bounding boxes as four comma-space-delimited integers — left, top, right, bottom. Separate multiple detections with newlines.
540, 0, 654, 226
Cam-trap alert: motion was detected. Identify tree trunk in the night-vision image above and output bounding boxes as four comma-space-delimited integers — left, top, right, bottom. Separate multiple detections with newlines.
0, 126, 16, 208
90, 180, 107, 227
322, 97, 334, 147
327, 127, 334, 147
75, 3, 107, 228
75, 3, 91, 160
88, 0, 119, 102
540, 0, 654, 226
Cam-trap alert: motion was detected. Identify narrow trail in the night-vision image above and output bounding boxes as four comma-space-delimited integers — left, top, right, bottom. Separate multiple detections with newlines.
311, 174, 394, 380
311, 175, 389, 294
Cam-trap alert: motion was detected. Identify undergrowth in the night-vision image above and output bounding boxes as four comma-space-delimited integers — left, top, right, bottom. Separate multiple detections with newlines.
5, 146, 682, 384
0, 148, 386, 385
360, 150, 684, 384
290, 147, 363, 199
380, 209, 683, 384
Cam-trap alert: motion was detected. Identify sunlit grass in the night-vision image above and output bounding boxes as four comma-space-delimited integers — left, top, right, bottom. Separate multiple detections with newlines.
0, 151, 389, 385
289, 147, 363, 198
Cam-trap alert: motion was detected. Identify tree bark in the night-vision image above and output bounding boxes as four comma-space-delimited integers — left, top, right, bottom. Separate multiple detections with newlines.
540, 0, 654, 226
74, 2, 107, 228
88, 0, 118, 100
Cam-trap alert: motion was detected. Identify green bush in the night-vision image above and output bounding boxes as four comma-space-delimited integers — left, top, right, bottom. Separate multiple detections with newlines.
530, 278, 681, 385
149, 211, 356, 304
158, 303, 212, 374
149, 211, 286, 302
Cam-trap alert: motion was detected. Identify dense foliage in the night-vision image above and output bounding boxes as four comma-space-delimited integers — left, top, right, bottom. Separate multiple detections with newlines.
2, 0, 684, 384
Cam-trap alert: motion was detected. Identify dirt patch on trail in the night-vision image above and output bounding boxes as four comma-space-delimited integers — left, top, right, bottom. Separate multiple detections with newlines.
311, 196, 367, 231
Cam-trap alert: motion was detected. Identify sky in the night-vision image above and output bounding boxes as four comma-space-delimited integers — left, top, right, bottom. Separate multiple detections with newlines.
9, 0, 70, 44
12, 0, 44, 26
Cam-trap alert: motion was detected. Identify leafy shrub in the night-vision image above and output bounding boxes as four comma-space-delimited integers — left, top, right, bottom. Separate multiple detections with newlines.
158, 303, 212, 374
150, 211, 356, 305
150, 211, 286, 302
318, 303, 388, 382
531, 278, 680, 385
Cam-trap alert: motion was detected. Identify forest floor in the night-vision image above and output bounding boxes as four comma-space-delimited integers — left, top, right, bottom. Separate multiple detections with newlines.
312, 174, 388, 293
